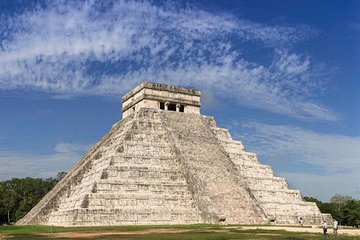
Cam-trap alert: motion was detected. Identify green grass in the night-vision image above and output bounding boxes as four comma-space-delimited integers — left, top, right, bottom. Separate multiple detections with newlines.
0, 224, 219, 234
0, 225, 359, 240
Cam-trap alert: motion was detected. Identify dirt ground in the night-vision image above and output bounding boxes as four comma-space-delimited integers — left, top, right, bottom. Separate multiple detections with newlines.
240, 226, 360, 236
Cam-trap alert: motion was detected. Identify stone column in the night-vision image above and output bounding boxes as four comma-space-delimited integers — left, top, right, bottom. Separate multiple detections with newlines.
165, 101, 170, 111
176, 103, 181, 112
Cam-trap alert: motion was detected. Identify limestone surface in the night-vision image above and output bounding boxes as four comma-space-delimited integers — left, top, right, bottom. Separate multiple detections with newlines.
17, 82, 323, 226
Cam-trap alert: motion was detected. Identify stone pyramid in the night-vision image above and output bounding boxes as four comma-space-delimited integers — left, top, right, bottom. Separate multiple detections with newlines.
17, 82, 322, 226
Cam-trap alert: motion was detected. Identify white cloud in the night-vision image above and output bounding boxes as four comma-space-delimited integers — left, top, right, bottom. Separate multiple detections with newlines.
0, 0, 336, 121
0, 142, 91, 180
54, 142, 91, 153
228, 121, 360, 200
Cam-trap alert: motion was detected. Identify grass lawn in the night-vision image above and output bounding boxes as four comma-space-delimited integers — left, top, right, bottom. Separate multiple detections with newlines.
0, 224, 359, 240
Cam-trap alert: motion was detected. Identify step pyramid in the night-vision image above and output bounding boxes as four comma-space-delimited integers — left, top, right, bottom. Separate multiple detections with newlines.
17, 82, 323, 226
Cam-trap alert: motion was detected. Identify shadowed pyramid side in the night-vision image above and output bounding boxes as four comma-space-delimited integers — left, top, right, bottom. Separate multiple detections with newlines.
160, 110, 268, 224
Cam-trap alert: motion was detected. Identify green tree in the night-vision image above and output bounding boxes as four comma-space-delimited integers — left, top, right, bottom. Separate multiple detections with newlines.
305, 195, 360, 227
0, 176, 59, 224
331, 194, 353, 211
340, 200, 360, 227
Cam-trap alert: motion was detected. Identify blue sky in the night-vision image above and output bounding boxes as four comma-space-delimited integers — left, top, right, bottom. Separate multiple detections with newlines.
0, 0, 359, 201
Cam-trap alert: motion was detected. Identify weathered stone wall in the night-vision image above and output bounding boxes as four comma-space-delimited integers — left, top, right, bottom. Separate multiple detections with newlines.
204, 116, 323, 225
16, 115, 134, 225
19, 108, 203, 226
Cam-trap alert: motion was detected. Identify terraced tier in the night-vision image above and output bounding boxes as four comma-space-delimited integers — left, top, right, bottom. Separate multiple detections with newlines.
207, 116, 322, 224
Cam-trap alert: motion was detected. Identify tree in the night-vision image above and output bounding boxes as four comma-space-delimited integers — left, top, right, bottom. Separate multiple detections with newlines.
304, 196, 322, 206
305, 194, 360, 227
340, 200, 360, 227
0, 176, 59, 224
331, 194, 353, 212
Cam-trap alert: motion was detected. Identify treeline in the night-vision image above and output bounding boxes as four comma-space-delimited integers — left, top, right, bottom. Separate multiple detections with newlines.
305, 194, 360, 227
0, 172, 66, 224
1, 174, 359, 226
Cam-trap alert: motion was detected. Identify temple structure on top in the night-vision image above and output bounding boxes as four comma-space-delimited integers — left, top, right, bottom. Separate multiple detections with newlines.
122, 82, 201, 118
17, 82, 324, 226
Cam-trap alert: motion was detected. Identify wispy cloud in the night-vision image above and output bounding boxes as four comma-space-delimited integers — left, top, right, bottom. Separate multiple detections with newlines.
228, 121, 360, 200
0, 0, 336, 120
0, 142, 91, 180
54, 142, 91, 153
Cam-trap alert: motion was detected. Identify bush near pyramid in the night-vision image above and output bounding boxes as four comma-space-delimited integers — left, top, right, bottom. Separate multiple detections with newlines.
17, 82, 323, 226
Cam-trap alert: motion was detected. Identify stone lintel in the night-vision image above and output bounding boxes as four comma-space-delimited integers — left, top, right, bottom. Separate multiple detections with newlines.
122, 82, 201, 102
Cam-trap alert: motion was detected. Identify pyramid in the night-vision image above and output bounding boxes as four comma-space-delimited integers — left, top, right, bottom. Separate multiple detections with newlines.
17, 82, 322, 226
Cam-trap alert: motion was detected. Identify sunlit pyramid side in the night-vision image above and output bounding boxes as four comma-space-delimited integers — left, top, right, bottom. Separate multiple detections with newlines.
17, 82, 323, 226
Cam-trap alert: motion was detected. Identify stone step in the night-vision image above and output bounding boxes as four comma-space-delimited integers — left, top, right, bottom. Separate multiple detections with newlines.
87, 192, 193, 200
260, 202, 319, 213
133, 119, 163, 125
49, 208, 202, 226
202, 116, 217, 128
122, 133, 168, 142
248, 184, 288, 192
131, 125, 164, 132
97, 179, 187, 186
115, 152, 175, 159
106, 165, 180, 172
244, 176, 285, 181
237, 169, 274, 178
106, 169, 184, 181
52, 207, 200, 215
250, 188, 300, 194
58, 191, 196, 209
246, 177, 288, 190
120, 130, 168, 142
119, 140, 170, 152
120, 146, 173, 157
109, 157, 177, 167
237, 163, 272, 169
210, 128, 232, 141
229, 152, 259, 163
252, 190, 303, 204
88, 197, 196, 208
113, 154, 175, 160
220, 141, 246, 153
95, 180, 188, 193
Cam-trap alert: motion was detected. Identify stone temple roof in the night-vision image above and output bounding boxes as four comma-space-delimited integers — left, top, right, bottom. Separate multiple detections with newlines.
122, 82, 201, 118
122, 82, 201, 102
